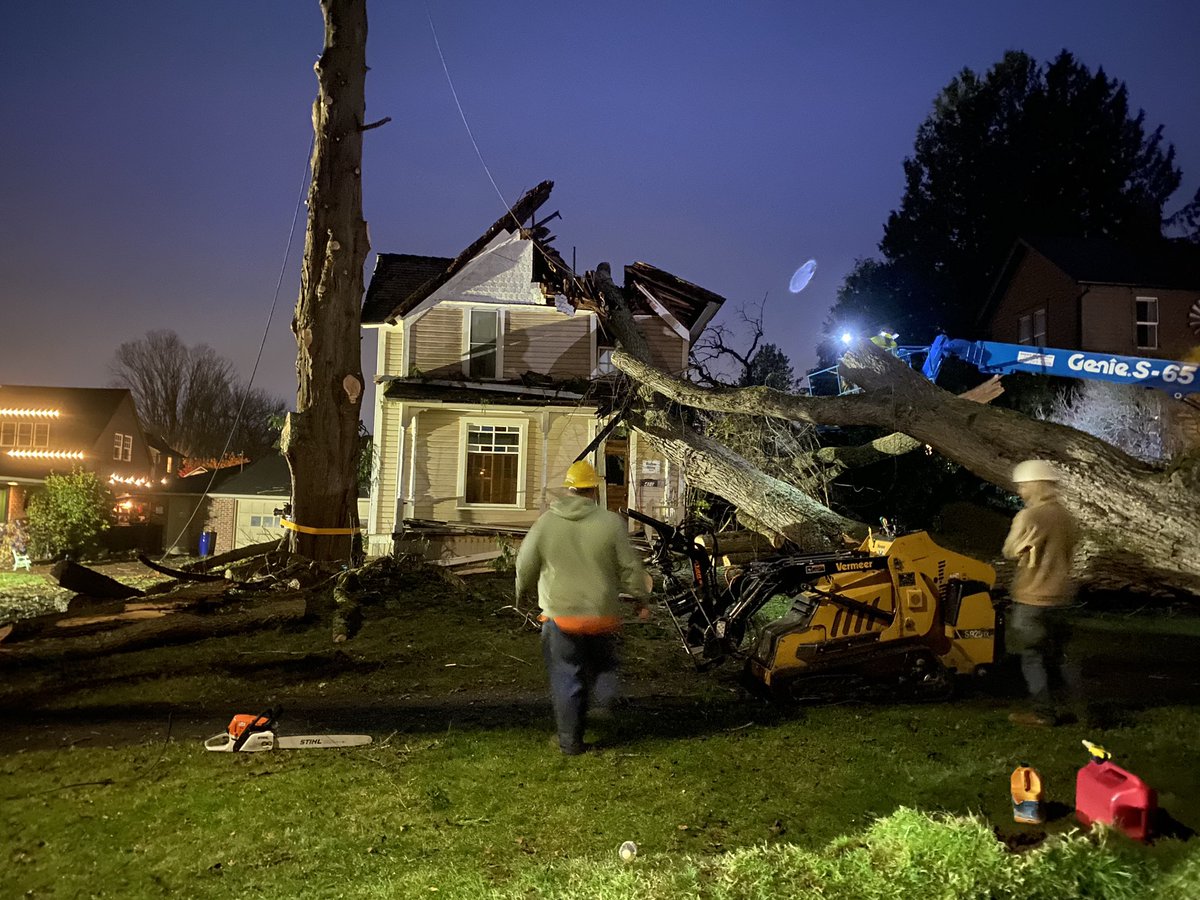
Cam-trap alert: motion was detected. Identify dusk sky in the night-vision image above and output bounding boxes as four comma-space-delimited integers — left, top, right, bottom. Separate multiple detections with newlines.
3, 1, 1199, 418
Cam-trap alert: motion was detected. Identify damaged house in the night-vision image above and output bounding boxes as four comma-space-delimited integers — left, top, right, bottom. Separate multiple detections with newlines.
360, 182, 725, 557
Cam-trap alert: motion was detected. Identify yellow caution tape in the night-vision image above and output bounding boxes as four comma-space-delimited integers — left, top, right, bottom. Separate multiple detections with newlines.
280, 518, 362, 536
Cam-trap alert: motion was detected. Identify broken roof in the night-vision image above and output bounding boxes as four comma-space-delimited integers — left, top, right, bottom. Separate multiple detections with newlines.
362, 181, 559, 324
362, 181, 726, 338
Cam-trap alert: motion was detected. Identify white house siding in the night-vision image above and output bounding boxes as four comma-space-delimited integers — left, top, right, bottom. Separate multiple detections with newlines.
545, 413, 593, 504
641, 320, 689, 374
505, 308, 592, 379
381, 326, 404, 377
372, 401, 403, 538
399, 406, 593, 529
410, 307, 463, 375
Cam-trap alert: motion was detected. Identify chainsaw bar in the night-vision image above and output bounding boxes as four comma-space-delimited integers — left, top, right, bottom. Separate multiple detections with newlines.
203, 708, 372, 752
204, 730, 373, 752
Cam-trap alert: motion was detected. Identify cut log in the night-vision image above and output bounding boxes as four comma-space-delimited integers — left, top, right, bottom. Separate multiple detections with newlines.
694, 531, 775, 555
0, 586, 235, 642
50, 560, 143, 600
0, 595, 308, 664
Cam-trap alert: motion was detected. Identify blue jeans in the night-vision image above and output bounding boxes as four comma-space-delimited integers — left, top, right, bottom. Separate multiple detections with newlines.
1006, 603, 1082, 718
541, 619, 620, 753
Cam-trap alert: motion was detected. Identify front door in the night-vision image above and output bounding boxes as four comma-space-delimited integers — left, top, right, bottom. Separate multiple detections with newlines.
603, 439, 628, 515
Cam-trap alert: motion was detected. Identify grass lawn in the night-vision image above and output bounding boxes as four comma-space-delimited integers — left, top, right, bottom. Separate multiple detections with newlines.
2, 566, 1198, 898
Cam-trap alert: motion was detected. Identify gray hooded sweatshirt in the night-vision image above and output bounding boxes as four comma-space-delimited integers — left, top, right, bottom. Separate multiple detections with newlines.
515, 494, 649, 624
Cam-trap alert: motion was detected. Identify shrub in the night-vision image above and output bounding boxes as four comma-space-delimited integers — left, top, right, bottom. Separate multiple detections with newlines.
25, 468, 112, 559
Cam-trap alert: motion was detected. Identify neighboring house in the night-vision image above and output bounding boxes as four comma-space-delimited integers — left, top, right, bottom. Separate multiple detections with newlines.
360, 181, 725, 557
0, 385, 154, 525
203, 454, 370, 556
983, 235, 1200, 449
983, 235, 1200, 358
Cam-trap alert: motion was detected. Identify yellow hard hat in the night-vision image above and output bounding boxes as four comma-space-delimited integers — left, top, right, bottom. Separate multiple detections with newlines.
563, 460, 602, 489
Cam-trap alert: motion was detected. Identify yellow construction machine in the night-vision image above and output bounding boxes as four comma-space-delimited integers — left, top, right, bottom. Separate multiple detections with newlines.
628, 511, 999, 701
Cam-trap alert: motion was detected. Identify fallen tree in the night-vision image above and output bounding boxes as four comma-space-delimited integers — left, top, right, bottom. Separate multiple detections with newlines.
611, 341, 1200, 595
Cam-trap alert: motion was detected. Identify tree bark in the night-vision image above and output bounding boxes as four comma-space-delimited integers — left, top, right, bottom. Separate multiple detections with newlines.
283, 0, 369, 561
589, 264, 857, 545
614, 342, 1200, 595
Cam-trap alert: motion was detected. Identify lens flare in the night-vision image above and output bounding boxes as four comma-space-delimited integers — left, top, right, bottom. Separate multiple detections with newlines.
789, 259, 817, 293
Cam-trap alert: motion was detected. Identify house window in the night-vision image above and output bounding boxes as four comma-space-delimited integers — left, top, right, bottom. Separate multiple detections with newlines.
464, 422, 522, 505
250, 515, 281, 529
1135, 297, 1158, 349
1, 421, 49, 448
466, 309, 500, 379
1018, 308, 1047, 345
113, 432, 133, 462
596, 346, 616, 376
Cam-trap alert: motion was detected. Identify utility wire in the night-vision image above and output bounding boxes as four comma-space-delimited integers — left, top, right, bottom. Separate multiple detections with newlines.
160, 138, 313, 561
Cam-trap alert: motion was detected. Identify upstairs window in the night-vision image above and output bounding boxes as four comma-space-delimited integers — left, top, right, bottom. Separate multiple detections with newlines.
1135, 297, 1158, 349
1018, 308, 1047, 345
596, 346, 616, 376
464, 422, 522, 505
466, 309, 500, 379
2, 421, 50, 448
113, 432, 133, 462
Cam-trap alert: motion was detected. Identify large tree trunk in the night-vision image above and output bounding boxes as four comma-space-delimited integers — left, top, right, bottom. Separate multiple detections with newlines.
589, 264, 856, 546
283, 0, 369, 561
614, 342, 1200, 595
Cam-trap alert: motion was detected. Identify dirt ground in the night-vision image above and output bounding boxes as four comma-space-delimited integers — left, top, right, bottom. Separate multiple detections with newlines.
3, 572, 1199, 758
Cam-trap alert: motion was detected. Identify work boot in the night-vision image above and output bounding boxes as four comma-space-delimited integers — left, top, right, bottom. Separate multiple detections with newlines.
549, 734, 590, 756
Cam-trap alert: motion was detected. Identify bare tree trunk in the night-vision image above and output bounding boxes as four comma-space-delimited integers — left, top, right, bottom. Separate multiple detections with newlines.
614, 343, 1200, 595
283, 0, 369, 561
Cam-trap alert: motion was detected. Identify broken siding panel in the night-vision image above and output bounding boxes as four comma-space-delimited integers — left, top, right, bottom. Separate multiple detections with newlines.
641, 321, 688, 374
411, 306, 463, 376
505, 308, 592, 378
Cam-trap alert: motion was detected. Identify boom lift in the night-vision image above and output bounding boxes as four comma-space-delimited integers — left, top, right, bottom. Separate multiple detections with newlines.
920, 336, 1199, 399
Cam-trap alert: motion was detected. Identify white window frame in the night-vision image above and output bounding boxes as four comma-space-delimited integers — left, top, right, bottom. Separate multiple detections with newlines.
456, 417, 528, 509
461, 307, 505, 380
1135, 296, 1158, 350
595, 346, 616, 377
113, 432, 133, 461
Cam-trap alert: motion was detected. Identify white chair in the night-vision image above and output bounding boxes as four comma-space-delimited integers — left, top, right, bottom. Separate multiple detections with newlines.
11, 549, 32, 571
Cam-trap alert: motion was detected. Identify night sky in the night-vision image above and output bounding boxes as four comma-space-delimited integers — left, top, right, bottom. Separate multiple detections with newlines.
3, 1, 1199, 416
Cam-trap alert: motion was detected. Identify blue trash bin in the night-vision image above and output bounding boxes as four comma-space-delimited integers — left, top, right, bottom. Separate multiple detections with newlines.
199, 530, 216, 557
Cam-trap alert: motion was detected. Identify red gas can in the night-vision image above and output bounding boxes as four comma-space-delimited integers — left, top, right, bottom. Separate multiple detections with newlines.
1076, 754, 1157, 842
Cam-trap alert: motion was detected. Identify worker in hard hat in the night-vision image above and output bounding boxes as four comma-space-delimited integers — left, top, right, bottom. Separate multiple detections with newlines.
870, 326, 900, 355
516, 459, 651, 755
1002, 459, 1081, 727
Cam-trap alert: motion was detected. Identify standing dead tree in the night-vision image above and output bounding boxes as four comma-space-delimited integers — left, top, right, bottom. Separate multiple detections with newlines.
283, 0, 373, 561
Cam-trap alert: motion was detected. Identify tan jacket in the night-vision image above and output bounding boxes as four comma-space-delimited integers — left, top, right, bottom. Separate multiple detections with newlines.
1002, 483, 1078, 606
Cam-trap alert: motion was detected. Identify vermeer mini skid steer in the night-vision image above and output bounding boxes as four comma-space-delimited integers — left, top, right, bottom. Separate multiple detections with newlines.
627, 510, 999, 701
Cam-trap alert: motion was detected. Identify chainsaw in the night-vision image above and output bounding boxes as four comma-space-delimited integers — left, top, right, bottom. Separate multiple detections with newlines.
204, 708, 372, 752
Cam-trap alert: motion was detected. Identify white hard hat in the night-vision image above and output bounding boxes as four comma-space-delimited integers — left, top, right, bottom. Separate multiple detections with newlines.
1012, 460, 1059, 483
